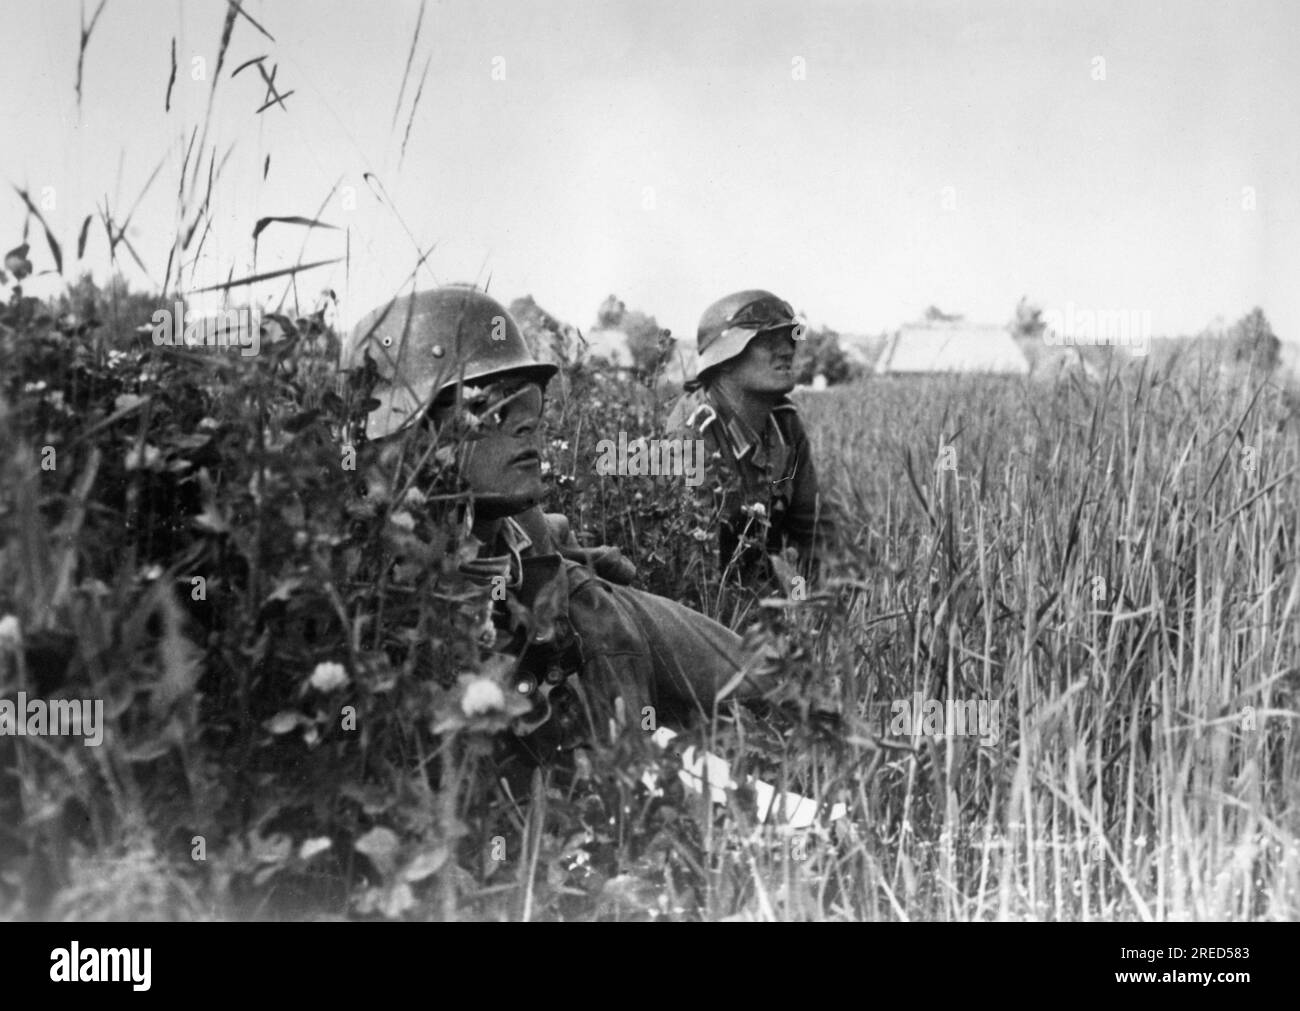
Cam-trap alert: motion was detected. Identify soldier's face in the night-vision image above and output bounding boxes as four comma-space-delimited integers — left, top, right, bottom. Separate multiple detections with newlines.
727, 328, 798, 394
456, 381, 547, 512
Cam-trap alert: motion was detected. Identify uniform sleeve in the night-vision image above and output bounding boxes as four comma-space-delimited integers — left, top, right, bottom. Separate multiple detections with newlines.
783, 416, 834, 569
565, 566, 772, 722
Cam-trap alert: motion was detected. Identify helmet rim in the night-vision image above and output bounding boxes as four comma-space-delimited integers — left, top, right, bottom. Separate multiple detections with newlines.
346, 286, 557, 439
692, 289, 797, 380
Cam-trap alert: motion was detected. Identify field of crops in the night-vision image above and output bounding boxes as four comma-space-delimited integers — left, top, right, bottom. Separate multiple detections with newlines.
788, 360, 1300, 920
2, 295, 1296, 920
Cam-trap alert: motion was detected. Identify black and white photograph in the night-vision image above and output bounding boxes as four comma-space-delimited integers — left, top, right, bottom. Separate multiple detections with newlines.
0, 0, 1296, 955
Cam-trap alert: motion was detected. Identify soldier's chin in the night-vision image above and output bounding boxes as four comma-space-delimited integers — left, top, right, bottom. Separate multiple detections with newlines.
470, 490, 541, 519
768, 370, 797, 393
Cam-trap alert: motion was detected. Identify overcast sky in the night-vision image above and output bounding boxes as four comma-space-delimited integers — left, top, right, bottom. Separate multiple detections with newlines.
3, 0, 1297, 345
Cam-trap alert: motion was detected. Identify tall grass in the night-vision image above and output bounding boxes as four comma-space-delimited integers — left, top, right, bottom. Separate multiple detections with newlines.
734, 352, 1300, 920
460, 344, 1299, 921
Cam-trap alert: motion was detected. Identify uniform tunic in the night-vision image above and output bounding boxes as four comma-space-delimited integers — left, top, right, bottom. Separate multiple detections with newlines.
467, 506, 770, 747
664, 385, 829, 587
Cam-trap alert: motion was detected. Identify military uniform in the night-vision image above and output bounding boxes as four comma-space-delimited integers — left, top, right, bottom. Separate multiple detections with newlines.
464, 506, 769, 758
664, 384, 829, 587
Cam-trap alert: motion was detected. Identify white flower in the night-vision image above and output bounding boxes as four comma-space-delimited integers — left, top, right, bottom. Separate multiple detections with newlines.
461, 678, 506, 717
690, 527, 709, 542
402, 487, 427, 507
124, 444, 162, 471
388, 510, 415, 531
0, 614, 22, 652
309, 661, 349, 693
23, 381, 47, 393
299, 837, 332, 861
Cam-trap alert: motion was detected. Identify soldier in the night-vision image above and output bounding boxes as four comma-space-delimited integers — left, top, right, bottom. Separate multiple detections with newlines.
664, 289, 831, 593
347, 285, 774, 759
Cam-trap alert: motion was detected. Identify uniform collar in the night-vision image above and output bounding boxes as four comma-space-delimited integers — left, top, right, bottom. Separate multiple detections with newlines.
500, 515, 532, 555
706, 387, 791, 466
463, 511, 533, 588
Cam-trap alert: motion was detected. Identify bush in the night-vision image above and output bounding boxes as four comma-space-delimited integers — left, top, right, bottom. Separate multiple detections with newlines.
0, 275, 558, 919
1229, 307, 1281, 373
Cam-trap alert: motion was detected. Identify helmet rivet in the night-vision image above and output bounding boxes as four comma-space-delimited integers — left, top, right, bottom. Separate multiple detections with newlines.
431, 344, 445, 358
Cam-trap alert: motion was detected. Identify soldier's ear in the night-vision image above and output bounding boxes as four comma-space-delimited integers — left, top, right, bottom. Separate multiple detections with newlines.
696, 364, 723, 388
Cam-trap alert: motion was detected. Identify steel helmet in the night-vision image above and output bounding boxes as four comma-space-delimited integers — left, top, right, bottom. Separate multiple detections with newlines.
346, 285, 558, 439
693, 289, 800, 380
